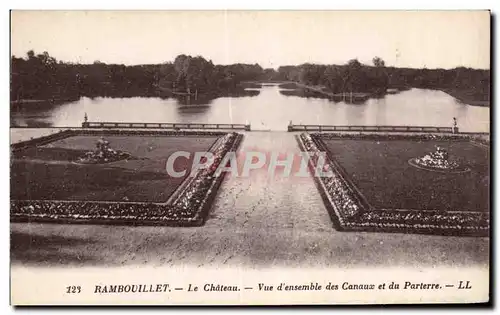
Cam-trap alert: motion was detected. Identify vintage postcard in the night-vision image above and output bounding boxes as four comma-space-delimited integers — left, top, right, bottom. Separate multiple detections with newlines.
9, 10, 490, 305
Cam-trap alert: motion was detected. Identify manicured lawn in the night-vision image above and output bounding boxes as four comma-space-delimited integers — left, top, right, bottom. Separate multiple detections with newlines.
11, 135, 220, 203
322, 139, 489, 213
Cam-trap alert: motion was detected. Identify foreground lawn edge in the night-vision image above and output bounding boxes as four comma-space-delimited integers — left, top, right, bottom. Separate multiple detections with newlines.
11, 129, 243, 227
297, 132, 489, 237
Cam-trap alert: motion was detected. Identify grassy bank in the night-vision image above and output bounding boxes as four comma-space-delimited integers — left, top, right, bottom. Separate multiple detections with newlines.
441, 88, 490, 106
156, 84, 260, 102
281, 81, 490, 106
238, 81, 263, 89
10, 98, 79, 109
278, 81, 372, 103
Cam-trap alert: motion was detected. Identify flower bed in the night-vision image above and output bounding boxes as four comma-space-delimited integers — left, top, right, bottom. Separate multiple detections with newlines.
77, 129, 229, 138
75, 137, 132, 164
297, 132, 489, 237
11, 130, 243, 226
10, 200, 199, 226
311, 132, 471, 142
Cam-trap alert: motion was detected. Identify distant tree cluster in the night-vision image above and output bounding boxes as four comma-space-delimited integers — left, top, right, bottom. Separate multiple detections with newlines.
276, 57, 490, 101
275, 58, 389, 95
385, 65, 490, 102
158, 54, 264, 95
11, 51, 266, 102
11, 50, 160, 101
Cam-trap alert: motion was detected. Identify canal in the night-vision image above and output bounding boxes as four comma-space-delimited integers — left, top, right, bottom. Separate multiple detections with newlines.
11, 84, 490, 133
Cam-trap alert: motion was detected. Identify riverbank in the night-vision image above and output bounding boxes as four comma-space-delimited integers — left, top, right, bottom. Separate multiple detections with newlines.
156, 83, 260, 102
10, 98, 79, 109
280, 82, 370, 97
440, 88, 490, 107
11, 84, 261, 111
278, 82, 372, 103
278, 82, 490, 107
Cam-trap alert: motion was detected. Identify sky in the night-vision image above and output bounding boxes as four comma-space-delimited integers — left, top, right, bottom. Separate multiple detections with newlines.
10, 10, 490, 69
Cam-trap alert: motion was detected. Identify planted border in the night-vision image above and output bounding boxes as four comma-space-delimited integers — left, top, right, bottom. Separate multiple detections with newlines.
297, 132, 489, 237
11, 129, 243, 226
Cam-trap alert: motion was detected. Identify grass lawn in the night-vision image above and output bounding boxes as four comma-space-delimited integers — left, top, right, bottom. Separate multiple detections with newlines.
322, 139, 489, 213
11, 135, 220, 203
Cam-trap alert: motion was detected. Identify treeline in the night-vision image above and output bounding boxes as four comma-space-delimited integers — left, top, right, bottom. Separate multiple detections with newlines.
385, 64, 490, 104
11, 51, 162, 101
274, 57, 490, 103
10, 51, 268, 102
11, 51, 490, 105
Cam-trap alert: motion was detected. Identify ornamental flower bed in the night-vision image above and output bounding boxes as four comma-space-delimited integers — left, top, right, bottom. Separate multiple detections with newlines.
11, 130, 243, 226
76, 137, 131, 164
297, 132, 489, 237
311, 132, 473, 142
10, 200, 199, 225
356, 210, 489, 232
407, 145, 471, 174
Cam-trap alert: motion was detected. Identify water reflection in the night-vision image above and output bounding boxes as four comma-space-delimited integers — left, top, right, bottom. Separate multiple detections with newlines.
10, 84, 489, 132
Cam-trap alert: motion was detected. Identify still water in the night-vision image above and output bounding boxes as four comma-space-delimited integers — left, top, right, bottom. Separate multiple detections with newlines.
11, 84, 490, 132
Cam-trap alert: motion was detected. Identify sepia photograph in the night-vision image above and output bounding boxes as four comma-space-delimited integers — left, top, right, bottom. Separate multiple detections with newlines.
9, 9, 491, 305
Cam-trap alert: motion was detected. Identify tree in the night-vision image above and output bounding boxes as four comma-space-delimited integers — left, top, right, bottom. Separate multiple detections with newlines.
26, 50, 35, 60
324, 66, 345, 93
298, 63, 325, 86
347, 59, 362, 69
345, 59, 364, 92
372, 56, 385, 67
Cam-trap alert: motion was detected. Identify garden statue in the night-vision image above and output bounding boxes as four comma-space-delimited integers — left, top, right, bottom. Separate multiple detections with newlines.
452, 117, 458, 133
